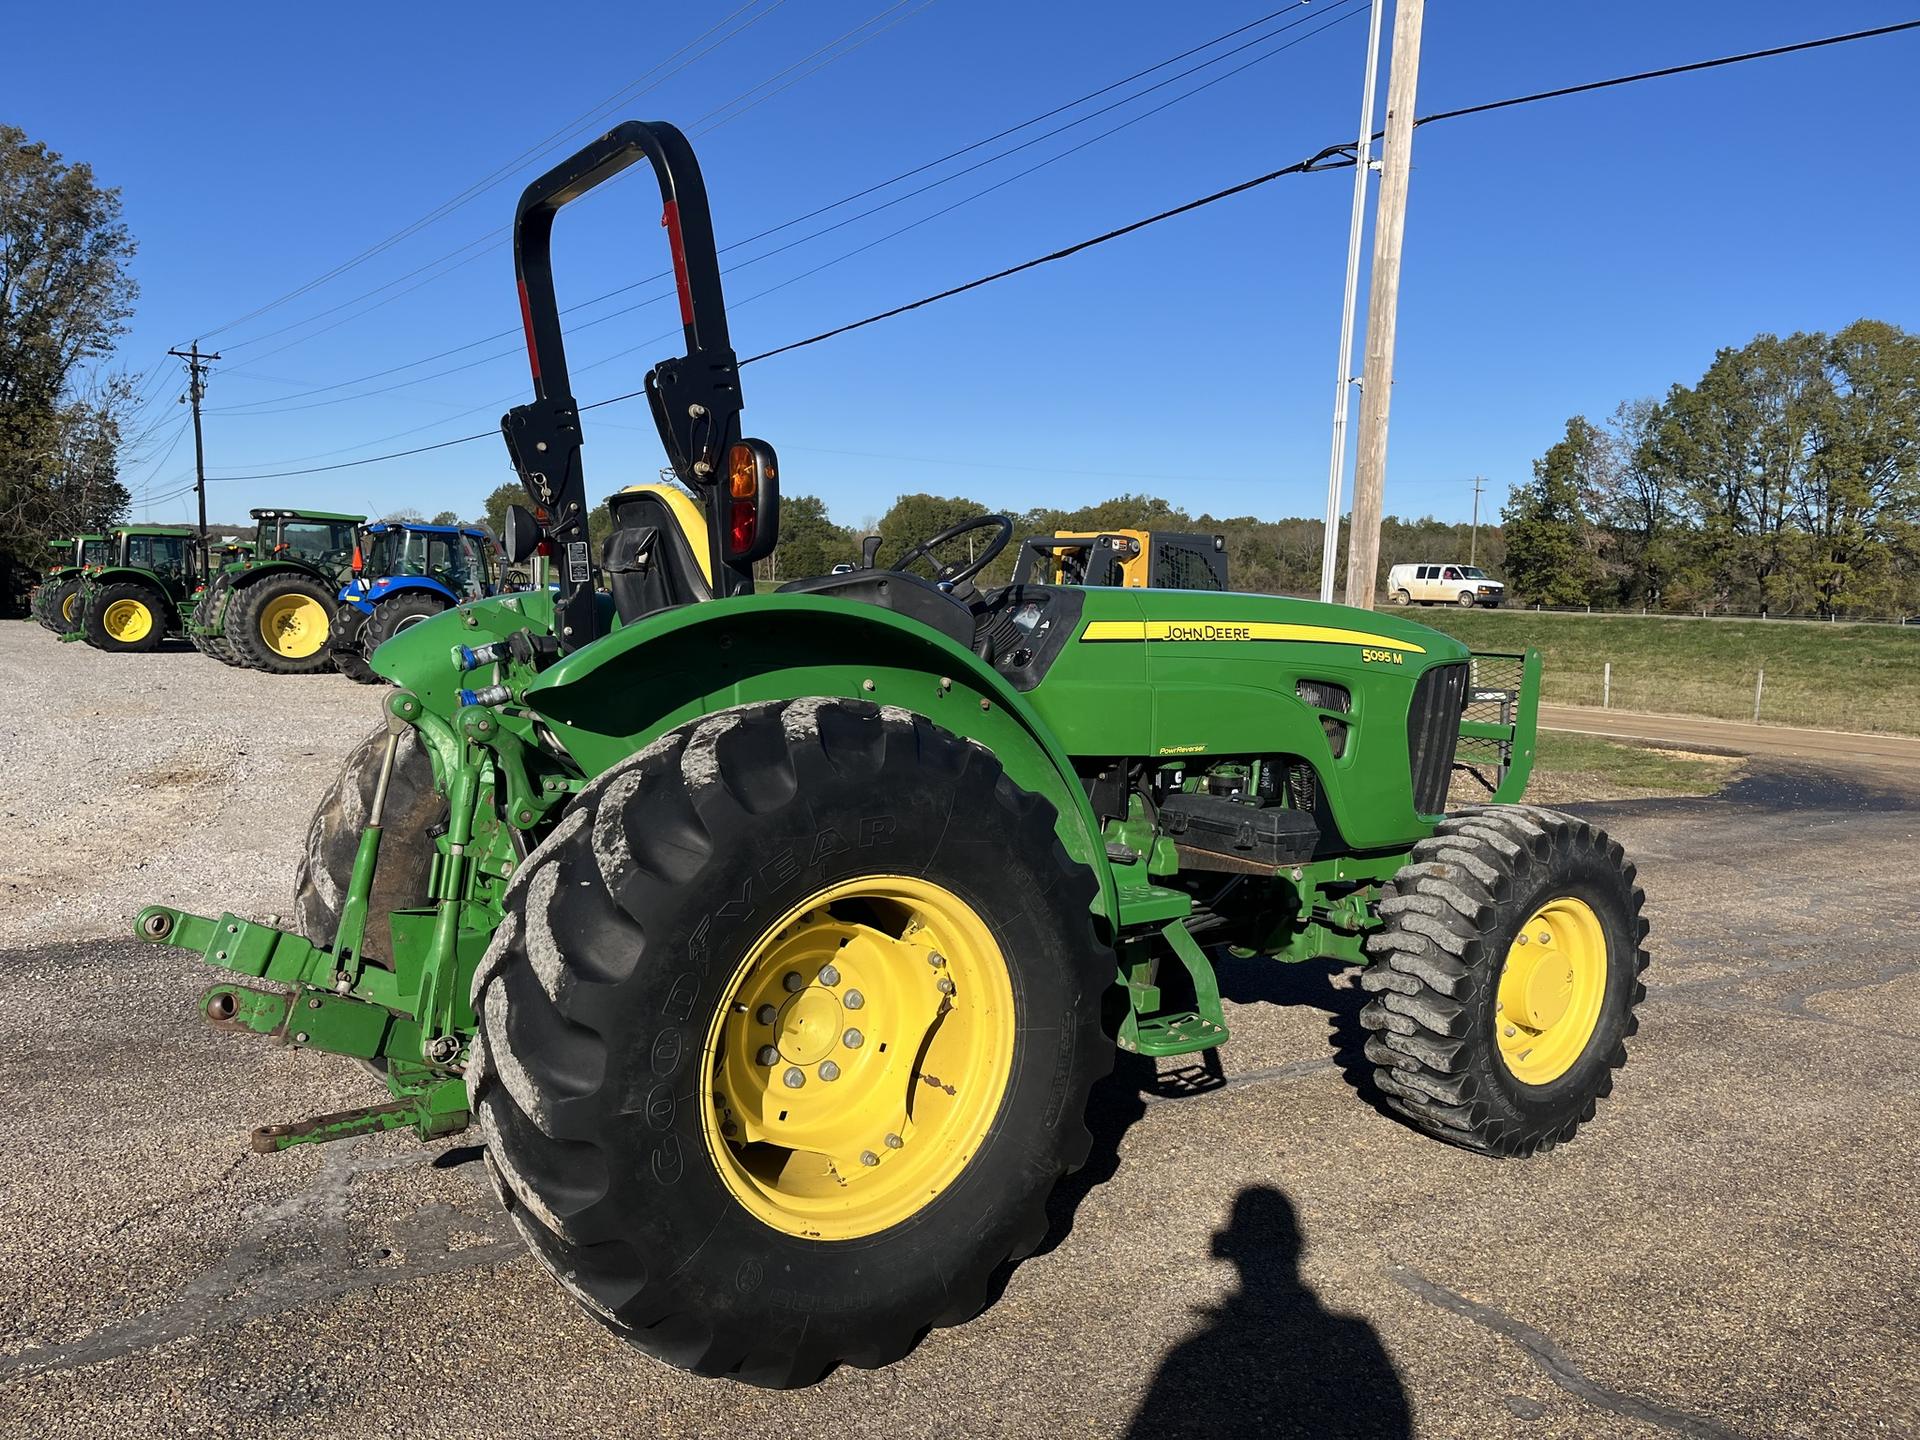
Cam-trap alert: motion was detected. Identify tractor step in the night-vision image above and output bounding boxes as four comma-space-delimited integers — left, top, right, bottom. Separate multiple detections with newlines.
1121, 1008, 1230, 1058
1116, 914, 1231, 1058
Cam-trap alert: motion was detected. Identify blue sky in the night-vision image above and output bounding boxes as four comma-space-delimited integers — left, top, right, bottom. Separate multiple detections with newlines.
14, 2, 1919, 530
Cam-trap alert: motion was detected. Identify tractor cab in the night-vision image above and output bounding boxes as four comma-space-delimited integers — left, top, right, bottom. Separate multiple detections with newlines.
353, 521, 497, 601
249, 509, 360, 575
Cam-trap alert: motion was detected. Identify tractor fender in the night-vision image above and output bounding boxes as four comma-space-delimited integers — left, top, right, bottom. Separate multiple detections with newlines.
77, 567, 180, 625
522, 594, 1122, 930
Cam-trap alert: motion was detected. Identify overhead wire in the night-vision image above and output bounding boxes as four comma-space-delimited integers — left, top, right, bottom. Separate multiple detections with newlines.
205, 1, 1353, 417
192, 17, 1920, 481
200, 0, 790, 345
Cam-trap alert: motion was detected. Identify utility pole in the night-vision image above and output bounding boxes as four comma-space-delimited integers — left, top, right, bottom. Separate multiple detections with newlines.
167, 342, 220, 558
1468, 474, 1485, 565
1343, 0, 1425, 611
1318, 0, 1387, 605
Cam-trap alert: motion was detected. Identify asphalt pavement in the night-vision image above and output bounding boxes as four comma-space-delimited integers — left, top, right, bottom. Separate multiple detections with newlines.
2, 760, 1914, 1438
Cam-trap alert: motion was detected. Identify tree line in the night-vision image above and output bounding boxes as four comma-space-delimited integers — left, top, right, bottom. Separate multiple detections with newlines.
1, 126, 138, 605
1503, 321, 1920, 618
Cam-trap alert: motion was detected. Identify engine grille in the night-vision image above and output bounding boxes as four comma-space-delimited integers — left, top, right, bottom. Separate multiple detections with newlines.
1407, 661, 1469, 814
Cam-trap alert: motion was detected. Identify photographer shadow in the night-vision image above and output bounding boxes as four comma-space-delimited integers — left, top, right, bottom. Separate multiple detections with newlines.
1127, 1185, 1411, 1440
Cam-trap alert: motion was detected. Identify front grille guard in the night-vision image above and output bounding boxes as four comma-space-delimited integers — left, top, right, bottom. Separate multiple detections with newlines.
1453, 649, 1543, 804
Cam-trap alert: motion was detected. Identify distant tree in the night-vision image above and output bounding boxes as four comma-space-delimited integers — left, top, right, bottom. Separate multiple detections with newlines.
386, 507, 426, 524
875, 493, 990, 573
0, 125, 140, 585
1503, 418, 1604, 605
768, 494, 853, 581
480, 482, 525, 539
430, 509, 460, 525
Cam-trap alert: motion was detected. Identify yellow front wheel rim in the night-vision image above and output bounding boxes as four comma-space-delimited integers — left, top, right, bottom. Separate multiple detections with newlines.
102, 598, 154, 642
259, 594, 328, 657
703, 875, 1016, 1241
61, 591, 78, 623
1496, 896, 1608, 1084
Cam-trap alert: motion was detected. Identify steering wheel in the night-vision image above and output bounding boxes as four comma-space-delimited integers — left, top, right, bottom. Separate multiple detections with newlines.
889, 514, 1014, 587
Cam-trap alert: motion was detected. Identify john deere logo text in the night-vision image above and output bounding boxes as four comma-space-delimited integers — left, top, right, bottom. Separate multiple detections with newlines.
1165, 623, 1252, 641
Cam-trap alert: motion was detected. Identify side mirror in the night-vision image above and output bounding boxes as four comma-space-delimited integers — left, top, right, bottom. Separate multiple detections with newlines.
718, 439, 780, 567
502, 505, 543, 564
860, 534, 884, 569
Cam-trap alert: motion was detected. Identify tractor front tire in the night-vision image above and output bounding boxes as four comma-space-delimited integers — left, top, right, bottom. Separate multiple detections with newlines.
1359, 805, 1647, 1157
294, 726, 440, 956
329, 604, 381, 684
470, 698, 1114, 1387
364, 591, 447, 650
230, 574, 337, 674
83, 581, 167, 653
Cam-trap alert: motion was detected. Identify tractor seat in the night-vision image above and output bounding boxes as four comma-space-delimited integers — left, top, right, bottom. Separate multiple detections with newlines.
604, 484, 739, 625
774, 569, 976, 650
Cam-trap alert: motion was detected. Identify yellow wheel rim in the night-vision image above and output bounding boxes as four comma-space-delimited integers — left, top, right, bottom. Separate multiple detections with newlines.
102, 598, 154, 642
1496, 896, 1608, 1085
702, 875, 1016, 1240
259, 594, 328, 658
61, 591, 78, 622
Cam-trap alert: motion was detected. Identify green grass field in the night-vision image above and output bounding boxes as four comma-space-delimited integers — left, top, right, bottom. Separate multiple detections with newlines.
1412, 609, 1920, 736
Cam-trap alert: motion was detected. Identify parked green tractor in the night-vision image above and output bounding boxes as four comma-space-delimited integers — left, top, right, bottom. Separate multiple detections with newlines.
68, 525, 205, 652
32, 533, 110, 634
135, 123, 1648, 1388
189, 508, 364, 673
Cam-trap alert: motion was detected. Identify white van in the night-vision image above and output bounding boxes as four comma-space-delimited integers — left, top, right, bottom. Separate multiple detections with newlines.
1387, 563, 1505, 608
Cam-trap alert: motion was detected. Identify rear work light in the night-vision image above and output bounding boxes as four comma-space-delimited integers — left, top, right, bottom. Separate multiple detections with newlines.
718, 439, 780, 566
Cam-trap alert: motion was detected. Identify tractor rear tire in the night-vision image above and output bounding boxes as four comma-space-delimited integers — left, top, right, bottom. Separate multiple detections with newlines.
230, 573, 337, 674
469, 698, 1113, 1387
294, 726, 441, 958
329, 605, 381, 685
45, 578, 85, 634
83, 581, 167, 653
1358, 805, 1648, 1157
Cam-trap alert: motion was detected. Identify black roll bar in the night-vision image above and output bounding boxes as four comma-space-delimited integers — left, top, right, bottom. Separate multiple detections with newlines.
501, 120, 745, 654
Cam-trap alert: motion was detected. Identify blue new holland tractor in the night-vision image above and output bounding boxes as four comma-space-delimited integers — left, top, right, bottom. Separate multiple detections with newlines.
330, 520, 501, 683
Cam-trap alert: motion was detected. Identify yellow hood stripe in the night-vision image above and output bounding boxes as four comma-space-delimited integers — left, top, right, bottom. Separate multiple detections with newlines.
1080, 619, 1425, 652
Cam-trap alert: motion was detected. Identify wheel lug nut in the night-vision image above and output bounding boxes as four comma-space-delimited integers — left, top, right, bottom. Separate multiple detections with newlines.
1502, 1024, 1517, 1038
756, 1004, 777, 1025
783, 1067, 805, 1088
844, 989, 864, 1010
884, 1133, 903, 1149
927, 951, 946, 969
859, 1150, 879, 1167
1516, 935, 1529, 946
783, 971, 804, 992
843, 1028, 864, 1048
936, 976, 956, 996
818, 964, 840, 986
818, 1061, 840, 1082
757, 1045, 780, 1066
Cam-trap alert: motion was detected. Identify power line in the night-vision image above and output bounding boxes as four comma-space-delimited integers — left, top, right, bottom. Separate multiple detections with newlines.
206, 3, 1327, 400
205, 0, 1359, 420
194, 17, 1920, 482
201, 0, 788, 345
208, 0, 928, 362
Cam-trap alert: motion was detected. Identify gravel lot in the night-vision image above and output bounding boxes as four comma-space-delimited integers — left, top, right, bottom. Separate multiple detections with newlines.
0, 623, 378, 947
2, 619, 1916, 1438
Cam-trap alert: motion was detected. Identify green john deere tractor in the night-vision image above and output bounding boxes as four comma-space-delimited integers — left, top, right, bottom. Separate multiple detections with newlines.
69, 525, 205, 652
190, 508, 364, 673
32, 533, 111, 634
134, 123, 1648, 1388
